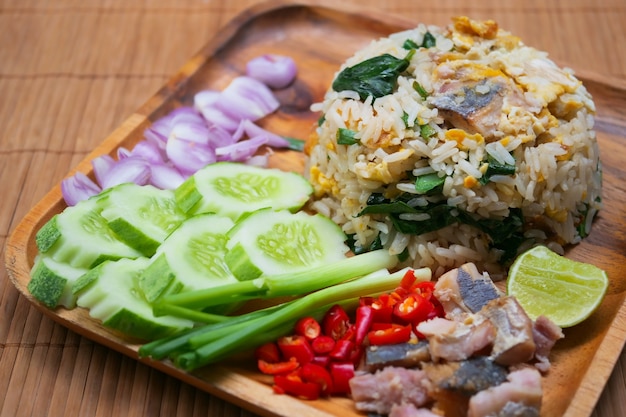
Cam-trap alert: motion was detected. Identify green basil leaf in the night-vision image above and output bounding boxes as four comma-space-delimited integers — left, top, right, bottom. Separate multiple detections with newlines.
337, 128, 359, 145
421, 32, 436, 48
403, 39, 419, 50
415, 173, 445, 194
479, 155, 516, 184
332, 51, 414, 101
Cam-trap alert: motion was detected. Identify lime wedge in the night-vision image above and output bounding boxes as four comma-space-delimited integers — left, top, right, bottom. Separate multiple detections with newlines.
507, 245, 608, 328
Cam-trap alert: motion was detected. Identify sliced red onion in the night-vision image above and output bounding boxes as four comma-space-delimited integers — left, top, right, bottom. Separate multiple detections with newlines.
127, 140, 166, 164
245, 153, 270, 167
63, 55, 299, 206
170, 107, 205, 126
98, 157, 151, 189
149, 163, 187, 189
169, 122, 210, 145
166, 136, 216, 175
206, 123, 236, 148
246, 54, 297, 89
61, 172, 102, 206
240, 119, 290, 148
92, 154, 117, 187
231, 120, 247, 142
194, 90, 240, 132
215, 76, 280, 122
216, 136, 269, 162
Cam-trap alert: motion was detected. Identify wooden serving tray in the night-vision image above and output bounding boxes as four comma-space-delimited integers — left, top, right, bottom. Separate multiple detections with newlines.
5, 1, 626, 416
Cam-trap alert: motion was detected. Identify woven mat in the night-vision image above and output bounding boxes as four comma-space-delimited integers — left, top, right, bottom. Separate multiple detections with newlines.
1, 0, 625, 416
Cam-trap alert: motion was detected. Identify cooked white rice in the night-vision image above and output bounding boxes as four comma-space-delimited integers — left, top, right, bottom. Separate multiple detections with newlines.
304, 17, 602, 278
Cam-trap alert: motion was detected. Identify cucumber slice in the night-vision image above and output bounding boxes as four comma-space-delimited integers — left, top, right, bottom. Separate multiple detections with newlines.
224, 209, 349, 281
98, 183, 187, 257
28, 255, 88, 308
35, 196, 143, 269
138, 213, 238, 303
73, 257, 193, 340
174, 162, 313, 220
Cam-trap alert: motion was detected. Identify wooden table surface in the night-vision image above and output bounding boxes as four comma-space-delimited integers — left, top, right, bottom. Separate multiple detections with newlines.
1, 0, 625, 416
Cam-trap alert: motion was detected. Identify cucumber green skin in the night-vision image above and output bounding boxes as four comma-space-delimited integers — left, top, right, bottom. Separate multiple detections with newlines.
174, 162, 314, 221
99, 183, 188, 257
103, 309, 185, 341
107, 218, 161, 257
72, 262, 105, 295
138, 254, 183, 303
28, 255, 89, 309
35, 215, 61, 253
36, 197, 143, 269
138, 213, 238, 303
174, 177, 202, 214
225, 208, 349, 281
73, 258, 193, 341
223, 243, 263, 281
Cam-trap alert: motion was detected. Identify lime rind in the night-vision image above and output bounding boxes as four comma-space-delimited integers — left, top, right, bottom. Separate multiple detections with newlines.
507, 245, 608, 327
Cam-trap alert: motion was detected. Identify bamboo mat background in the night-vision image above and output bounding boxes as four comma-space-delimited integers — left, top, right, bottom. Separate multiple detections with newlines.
1, 0, 625, 416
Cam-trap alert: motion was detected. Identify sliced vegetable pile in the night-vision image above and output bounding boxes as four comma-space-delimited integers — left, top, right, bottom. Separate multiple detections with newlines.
31, 162, 396, 341
254, 268, 444, 400
61, 54, 300, 206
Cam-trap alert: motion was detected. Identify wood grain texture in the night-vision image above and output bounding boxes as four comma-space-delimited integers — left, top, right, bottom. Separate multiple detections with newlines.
1, 1, 626, 417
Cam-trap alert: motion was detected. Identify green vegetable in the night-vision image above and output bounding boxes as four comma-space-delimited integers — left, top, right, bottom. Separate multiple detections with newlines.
174, 162, 313, 220
284, 137, 306, 152
419, 124, 437, 139
337, 128, 359, 145
414, 173, 445, 195
72, 257, 194, 340
224, 208, 349, 281
576, 197, 601, 238
402, 32, 436, 50
421, 32, 436, 48
412, 81, 429, 99
157, 249, 398, 310
28, 255, 88, 308
169, 267, 429, 371
34, 195, 142, 269
139, 302, 290, 360
345, 233, 383, 255
137, 213, 237, 303
402, 39, 419, 50
332, 50, 415, 101
99, 183, 187, 257
479, 155, 516, 185
359, 193, 526, 263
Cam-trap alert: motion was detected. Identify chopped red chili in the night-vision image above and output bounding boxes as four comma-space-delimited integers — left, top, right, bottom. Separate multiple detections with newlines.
412, 281, 436, 299
311, 335, 335, 355
354, 305, 373, 346
329, 362, 354, 395
322, 304, 351, 340
311, 355, 331, 368
295, 316, 321, 341
254, 342, 281, 363
393, 293, 434, 324
367, 323, 412, 345
329, 339, 354, 361
400, 268, 417, 290
273, 373, 321, 400
368, 294, 394, 323
257, 357, 299, 375
277, 335, 314, 364
300, 363, 333, 395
